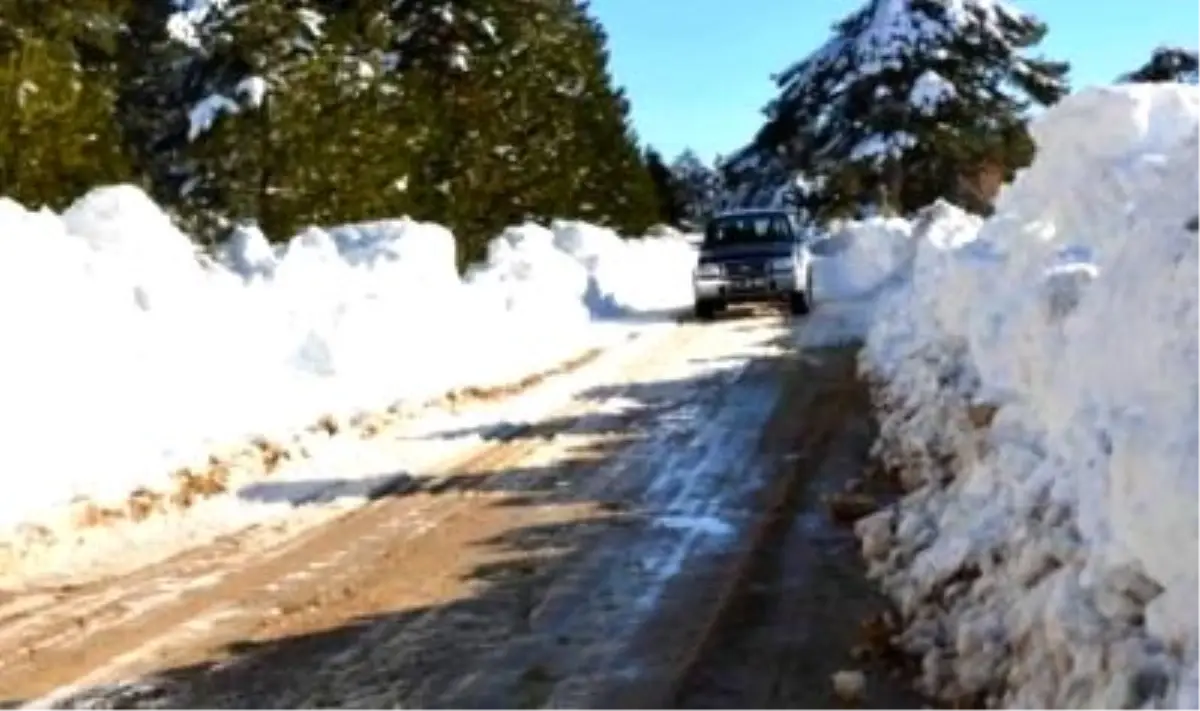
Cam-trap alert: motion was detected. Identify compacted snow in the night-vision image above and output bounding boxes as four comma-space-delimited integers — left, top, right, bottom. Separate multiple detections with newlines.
852, 84, 1199, 707
0, 191, 698, 536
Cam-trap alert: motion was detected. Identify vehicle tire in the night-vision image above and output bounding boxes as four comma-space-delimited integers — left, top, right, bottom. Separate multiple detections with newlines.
694, 299, 717, 321
789, 289, 811, 316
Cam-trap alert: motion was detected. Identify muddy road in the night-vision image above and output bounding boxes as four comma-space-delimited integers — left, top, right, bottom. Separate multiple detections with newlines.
670, 346, 925, 710
0, 308, 918, 709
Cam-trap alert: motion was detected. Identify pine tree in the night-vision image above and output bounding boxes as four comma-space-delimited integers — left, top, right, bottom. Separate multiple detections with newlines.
115, 0, 196, 213
109, 0, 661, 257
645, 147, 683, 226
557, 4, 659, 235
738, 0, 1069, 220
165, 1, 336, 238
669, 150, 721, 227
372, 0, 659, 261
1120, 46, 1198, 84
120, 0, 431, 242
0, 1, 132, 207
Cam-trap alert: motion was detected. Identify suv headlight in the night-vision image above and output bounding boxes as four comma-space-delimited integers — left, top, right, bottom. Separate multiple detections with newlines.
768, 257, 794, 273
694, 263, 722, 279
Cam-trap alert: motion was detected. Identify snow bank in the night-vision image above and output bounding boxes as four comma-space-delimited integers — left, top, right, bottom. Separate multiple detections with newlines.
792, 206, 969, 348
810, 216, 920, 303
0, 189, 697, 532
859, 84, 1199, 707
790, 212, 925, 349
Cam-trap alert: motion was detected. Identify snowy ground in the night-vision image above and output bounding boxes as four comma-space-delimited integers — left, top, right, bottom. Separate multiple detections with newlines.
845, 84, 1199, 708
2, 322, 686, 588
0, 195, 699, 561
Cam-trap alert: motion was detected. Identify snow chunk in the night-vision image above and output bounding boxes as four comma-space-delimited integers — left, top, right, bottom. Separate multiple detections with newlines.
187, 79, 270, 141
910, 69, 957, 112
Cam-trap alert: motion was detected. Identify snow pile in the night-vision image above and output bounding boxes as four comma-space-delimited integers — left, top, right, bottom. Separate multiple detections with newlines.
0, 190, 697, 533
791, 213, 929, 349
858, 84, 1199, 708
551, 220, 699, 317
810, 216, 922, 302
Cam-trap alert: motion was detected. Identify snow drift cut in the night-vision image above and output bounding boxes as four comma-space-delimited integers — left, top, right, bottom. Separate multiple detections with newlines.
0, 190, 697, 534
858, 84, 1198, 708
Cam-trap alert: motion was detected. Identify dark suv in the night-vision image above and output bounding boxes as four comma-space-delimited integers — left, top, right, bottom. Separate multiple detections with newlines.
691, 209, 814, 320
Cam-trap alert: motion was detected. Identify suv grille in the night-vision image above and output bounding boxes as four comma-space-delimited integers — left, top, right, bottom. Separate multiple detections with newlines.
725, 261, 766, 278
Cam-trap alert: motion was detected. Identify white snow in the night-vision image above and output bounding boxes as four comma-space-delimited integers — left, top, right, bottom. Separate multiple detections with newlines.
777, 0, 1034, 100
857, 84, 1200, 707
0, 186, 698, 540
187, 77, 270, 140
909, 69, 957, 112
165, 0, 225, 48
810, 216, 919, 303
787, 210, 929, 350
849, 131, 918, 163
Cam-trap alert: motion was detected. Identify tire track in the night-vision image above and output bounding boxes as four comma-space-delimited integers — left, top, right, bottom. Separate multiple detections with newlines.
2, 321, 718, 706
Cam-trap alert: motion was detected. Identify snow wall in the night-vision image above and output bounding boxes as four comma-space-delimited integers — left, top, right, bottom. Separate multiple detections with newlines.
0, 194, 699, 530
852, 84, 1198, 708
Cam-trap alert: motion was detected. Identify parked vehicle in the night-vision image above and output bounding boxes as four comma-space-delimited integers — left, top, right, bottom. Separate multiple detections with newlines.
691, 209, 814, 320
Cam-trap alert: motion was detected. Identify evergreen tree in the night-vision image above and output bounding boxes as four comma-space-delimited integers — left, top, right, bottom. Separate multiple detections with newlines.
0, 1, 132, 207
121, 0, 431, 242
157, 1, 339, 238
720, 145, 790, 209
738, 0, 1069, 220
1120, 46, 1199, 84
371, 0, 659, 261
560, 4, 659, 235
645, 147, 683, 225
669, 149, 721, 227
115, 0, 196, 209
27, 0, 663, 260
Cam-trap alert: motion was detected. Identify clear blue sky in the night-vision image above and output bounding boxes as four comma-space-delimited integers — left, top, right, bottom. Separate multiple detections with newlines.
589, 0, 1200, 162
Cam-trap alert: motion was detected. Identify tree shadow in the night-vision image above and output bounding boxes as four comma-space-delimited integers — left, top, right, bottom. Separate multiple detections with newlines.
235, 473, 425, 506
412, 330, 792, 446
8, 432, 736, 708
0, 333, 890, 710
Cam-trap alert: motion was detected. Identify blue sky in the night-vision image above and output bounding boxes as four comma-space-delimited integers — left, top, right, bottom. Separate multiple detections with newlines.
589, 0, 1200, 161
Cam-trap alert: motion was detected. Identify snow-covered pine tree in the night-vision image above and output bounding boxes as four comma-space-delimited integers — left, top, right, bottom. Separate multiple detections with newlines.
719, 144, 822, 217
112, 0, 658, 255
738, 0, 1069, 220
166, 0, 340, 237
116, 0, 199, 213
669, 150, 722, 228
122, 0, 429, 241
393, 0, 659, 254
1120, 46, 1199, 84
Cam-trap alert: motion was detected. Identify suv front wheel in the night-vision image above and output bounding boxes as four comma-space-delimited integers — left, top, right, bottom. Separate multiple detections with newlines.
788, 269, 813, 316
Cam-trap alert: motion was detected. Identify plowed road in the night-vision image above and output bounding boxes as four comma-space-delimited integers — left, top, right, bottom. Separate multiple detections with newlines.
0, 307, 920, 709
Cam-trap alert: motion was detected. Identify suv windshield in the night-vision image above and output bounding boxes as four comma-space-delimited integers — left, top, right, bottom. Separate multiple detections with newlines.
704, 213, 795, 246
